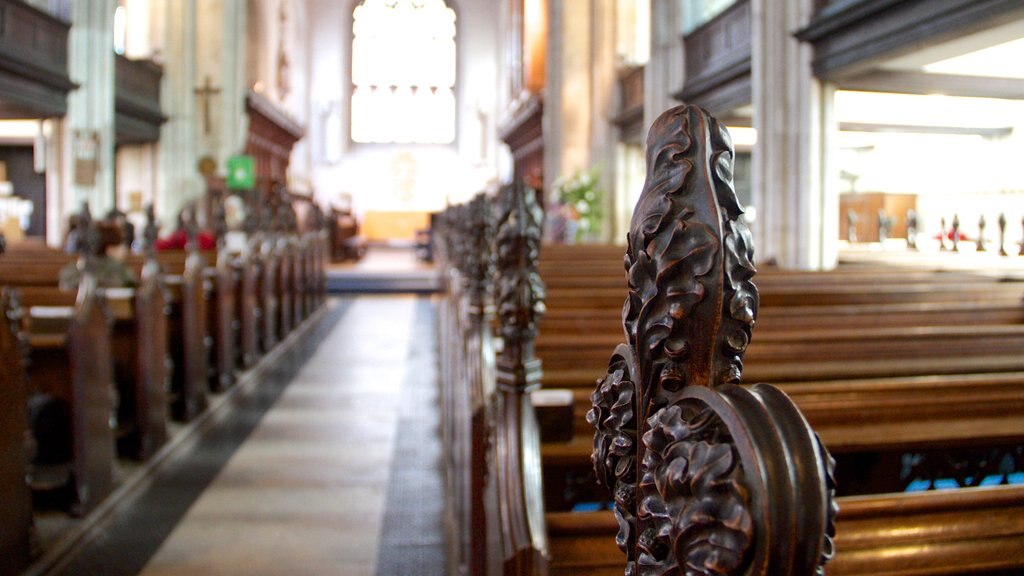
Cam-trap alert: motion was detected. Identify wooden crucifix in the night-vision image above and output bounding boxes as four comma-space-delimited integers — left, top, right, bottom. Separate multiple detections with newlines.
194, 75, 221, 135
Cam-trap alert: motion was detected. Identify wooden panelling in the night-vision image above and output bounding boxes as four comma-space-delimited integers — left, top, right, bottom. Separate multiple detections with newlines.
613, 65, 644, 143
674, 0, 751, 116
115, 55, 166, 144
797, 0, 1024, 80
245, 91, 304, 183
499, 94, 544, 190
0, 0, 74, 118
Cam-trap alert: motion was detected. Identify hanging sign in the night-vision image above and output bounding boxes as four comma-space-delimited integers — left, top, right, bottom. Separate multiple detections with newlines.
226, 155, 255, 190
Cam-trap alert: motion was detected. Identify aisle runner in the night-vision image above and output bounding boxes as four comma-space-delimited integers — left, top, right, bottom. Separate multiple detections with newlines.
137, 296, 415, 576
53, 299, 354, 576
375, 298, 448, 575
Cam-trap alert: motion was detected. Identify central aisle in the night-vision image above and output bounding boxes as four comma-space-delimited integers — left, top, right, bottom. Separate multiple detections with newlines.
139, 296, 417, 576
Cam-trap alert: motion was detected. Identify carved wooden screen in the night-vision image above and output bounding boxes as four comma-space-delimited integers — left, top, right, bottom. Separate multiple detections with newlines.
589, 105, 836, 575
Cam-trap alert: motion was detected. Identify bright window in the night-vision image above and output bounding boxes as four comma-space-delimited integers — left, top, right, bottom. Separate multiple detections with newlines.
351, 0, 457, 144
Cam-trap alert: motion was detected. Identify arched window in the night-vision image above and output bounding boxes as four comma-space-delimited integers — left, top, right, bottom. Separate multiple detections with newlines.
351, 0, 457, 144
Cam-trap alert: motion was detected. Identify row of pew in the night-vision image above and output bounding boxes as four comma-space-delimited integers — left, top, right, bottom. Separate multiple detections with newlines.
535, 243, 1024, 575
438, 183, 1024, 574
0, 206, 328, 575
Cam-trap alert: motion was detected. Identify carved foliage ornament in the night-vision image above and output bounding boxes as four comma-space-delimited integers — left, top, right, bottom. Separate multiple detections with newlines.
464, 194, 493, 309
588, 105, 836, 576
493, 183, 546, 371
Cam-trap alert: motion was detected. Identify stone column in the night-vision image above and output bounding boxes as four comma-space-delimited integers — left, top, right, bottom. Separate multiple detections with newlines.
544, 0, 594, 193
64, 0, 118, 216
646, 0, 683, 133
751, 0, 837, 270
158, 0, 199, 227
221, 1, 250, 167
590, 0, 617, 242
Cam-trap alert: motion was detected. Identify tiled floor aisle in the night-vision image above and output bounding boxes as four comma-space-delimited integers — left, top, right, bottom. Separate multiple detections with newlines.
138, 296, 416, 576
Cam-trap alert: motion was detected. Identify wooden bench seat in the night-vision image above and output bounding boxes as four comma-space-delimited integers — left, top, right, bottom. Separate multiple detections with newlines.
20, 281, 115, 517
547, 484, 1024, 576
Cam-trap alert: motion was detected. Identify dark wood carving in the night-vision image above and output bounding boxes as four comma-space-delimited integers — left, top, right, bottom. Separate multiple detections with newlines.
673, 0, 751, 116
457, 194, 495, 576
114, 55, 166, 144
0, 0, 76, 118
500, 96, 545, 191
588, 105, 835, 576
492, 182, 549, 575
245, 90, 304, 182
0, 287, 32, 574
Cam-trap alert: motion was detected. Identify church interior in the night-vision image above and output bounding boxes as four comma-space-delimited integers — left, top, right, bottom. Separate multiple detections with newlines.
2, 0, 1024, 574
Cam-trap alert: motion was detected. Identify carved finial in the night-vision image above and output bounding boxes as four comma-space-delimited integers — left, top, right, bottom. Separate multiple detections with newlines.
846, 210, 858, 243
493, 183, 546, 387
213, 201, 228, 249
952, 214, 960, 252
906, 209, 918, 251
878, 209, 889, 243
465, 194, 493, 311
589, 105, 835, 576
939, 217, 948, 251
75, 202, 100, 273
184, 203, 199, 252
143, 204, 159, 258
1019, 215, 1024, 256
977, 215, 987, 252
998, 213, 1008, 256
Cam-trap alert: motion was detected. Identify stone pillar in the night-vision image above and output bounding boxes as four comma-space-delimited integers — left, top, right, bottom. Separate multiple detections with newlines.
590, 0, 617, 242
544, 0, 593, 193
159, 0, 199, 227
220, 1, 250, 167
65, 0, 118, 216
751, 0, 837, 270
646, 0, 683, 133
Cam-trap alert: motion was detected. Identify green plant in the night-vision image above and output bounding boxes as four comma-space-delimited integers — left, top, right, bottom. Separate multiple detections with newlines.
555, 168, 603, 242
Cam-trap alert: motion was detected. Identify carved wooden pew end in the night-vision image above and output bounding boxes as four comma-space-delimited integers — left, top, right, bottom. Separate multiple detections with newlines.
589, 104, 835, 575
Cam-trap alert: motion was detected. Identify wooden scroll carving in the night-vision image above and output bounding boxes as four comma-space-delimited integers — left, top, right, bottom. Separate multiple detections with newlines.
492, 183, 548, 576
588, 105, 836, 576
494, 184, 547, 375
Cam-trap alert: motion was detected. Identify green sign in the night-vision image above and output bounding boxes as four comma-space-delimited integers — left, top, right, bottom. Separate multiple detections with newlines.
226, 155, 255, 190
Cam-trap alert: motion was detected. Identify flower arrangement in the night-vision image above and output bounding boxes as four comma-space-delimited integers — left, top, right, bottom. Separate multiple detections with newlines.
553, 168, 603, 243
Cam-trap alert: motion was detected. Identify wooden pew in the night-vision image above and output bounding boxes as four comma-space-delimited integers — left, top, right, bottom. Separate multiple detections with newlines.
440, 106, 1024, 575
547, 484, 1024, 576
153, 246, 209, 421
542, 108, 1024, 573
4, 225, 170, 463
234, 247, 261, 368
438, 187, 549, 576
22, 274, 115, 517
256, 235, 280, 353
0, 288, 33, 575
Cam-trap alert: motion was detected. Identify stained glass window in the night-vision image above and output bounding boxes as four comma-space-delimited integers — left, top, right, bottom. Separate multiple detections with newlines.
351, 0, 457, 144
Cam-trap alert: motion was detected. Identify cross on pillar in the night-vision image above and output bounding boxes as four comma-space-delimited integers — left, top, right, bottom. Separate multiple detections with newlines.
194, 75, 221, 135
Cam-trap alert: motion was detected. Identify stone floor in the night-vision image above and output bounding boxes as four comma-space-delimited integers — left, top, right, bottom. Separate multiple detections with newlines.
39, 295, 444, 576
